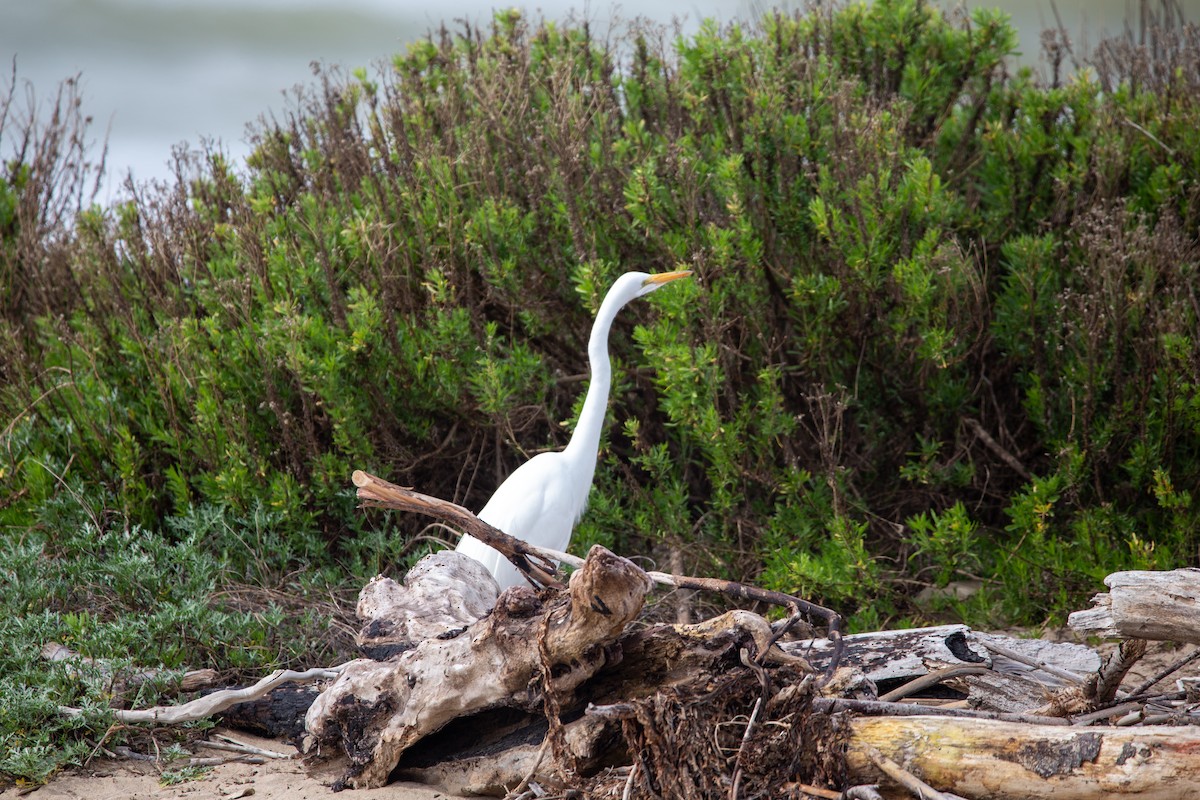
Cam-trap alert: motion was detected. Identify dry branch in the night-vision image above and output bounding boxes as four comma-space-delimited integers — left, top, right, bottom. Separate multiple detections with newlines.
58, 666, 344, 724
352, 469, 560, 588
42, 642, 220, 697
354, 469, 844, 650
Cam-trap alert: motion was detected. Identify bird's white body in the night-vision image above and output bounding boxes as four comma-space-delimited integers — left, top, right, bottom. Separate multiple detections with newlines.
456, 270, 691, 590
455, 448, 594, 589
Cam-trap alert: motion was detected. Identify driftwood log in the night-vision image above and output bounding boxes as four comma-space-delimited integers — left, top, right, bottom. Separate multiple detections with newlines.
846, 715, 1200, 799
304, 544, 654, 789
1069, 569, 1200, 644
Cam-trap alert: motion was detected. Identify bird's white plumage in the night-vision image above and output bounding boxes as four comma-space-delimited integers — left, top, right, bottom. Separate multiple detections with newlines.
456, 449, 592, 589
455, 270, 691, 590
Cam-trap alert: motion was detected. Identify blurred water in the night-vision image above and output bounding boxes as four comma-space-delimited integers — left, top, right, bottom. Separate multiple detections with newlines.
0, 0, 1158, 202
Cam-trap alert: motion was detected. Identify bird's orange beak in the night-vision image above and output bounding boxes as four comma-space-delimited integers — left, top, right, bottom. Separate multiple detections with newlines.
643, 270, 693, 286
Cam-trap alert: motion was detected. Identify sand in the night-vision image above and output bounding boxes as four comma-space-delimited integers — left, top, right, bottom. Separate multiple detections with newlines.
1, 731, 469, 800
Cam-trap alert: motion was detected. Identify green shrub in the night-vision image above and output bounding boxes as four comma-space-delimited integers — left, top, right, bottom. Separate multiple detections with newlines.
2, 0, 1199, 784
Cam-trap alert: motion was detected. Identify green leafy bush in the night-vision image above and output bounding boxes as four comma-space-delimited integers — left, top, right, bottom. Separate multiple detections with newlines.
2, 0, 1199, 784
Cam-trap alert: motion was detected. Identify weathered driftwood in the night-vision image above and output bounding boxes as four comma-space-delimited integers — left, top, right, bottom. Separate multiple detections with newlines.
386, 626, 1096, 794
58, 666, 344, 724
392, 610, 815, 795
788, 625, 1098, 687
303, 544, 654, 789
353, 469, 843, 645
1069, 568, 1200, 643
846, 715, 1200, 799
42, 642, 221, 697
355, 549, 498, 658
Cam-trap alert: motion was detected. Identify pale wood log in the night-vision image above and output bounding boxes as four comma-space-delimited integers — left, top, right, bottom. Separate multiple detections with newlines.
789, 625, 983, 683
1069, 569, 1200, 643
787, 626, 1098, 686
304, 544, 654, 790
846, 715, 1200, 799
950, 671, 1059, 714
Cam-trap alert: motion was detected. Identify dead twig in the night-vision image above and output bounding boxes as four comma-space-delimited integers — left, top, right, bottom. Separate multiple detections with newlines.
729, 695, 763, 800
505, 737, 551, 800
197, 734, 293, 759
863, 744, 954, 800
353, 469, 562, 588
1070, 700, 1147, 726
1130, 646, 1200, 697
813, 697, 1072, 726
783, 783, 841, 799
963, 418, 1032, 481
42, 642, 221, 697
979, 638, 1087, 684
58, 665, 344, 724
622, 763, 638, 800
878, 665, 991, 702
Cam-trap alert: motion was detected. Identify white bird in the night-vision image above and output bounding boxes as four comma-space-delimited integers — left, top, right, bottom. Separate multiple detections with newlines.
456, 270, 693, 590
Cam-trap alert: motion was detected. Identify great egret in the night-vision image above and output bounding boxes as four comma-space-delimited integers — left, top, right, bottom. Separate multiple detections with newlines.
456, 270, 693, 589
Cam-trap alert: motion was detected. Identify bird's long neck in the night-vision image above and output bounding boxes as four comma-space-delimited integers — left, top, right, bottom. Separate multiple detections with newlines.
562, 291, 625, 466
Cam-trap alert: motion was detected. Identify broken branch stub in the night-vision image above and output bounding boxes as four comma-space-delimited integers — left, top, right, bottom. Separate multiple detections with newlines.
304, 544, 653, 790
1069, 569, 1200, 643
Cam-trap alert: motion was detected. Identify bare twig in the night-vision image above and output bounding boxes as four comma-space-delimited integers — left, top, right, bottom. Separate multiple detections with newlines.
622, 762, 638, 800
1070, 700, 1146, 726
813, 697, 1072, 726
1130, 646, 1200, 697
863, 744, 954, 800
784, 783, 841, 799
110, 746, 265, 767
1122, 117, 1177, 155
42, 642, 220, 695
729, 696, 764, 800
979, 638, 1087, 684
59, 665, 345, 724
505, 736, 552, 800
963, 418, 1032, 480
198, 734, 293, 759
878, 665, 991, 702
178, 756, 267, 767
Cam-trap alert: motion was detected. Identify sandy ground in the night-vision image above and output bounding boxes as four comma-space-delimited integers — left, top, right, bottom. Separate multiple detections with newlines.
1, 731, 469, 800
